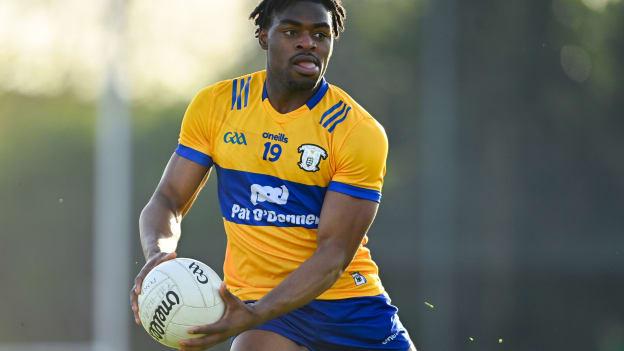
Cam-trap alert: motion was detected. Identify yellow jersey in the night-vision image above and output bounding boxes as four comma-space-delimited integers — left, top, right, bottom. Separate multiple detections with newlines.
176, 70, 388, 300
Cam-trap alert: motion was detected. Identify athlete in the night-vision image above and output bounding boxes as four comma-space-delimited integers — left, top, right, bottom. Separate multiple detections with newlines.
130, 0, 415, 350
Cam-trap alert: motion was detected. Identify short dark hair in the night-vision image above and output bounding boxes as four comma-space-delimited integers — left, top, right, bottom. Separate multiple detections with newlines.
249, 0, 347, 39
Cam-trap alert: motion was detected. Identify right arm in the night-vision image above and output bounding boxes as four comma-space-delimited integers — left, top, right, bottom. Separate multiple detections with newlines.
130, 153, 210, 324
139, 153, 211, 259
131, 83, 218, 324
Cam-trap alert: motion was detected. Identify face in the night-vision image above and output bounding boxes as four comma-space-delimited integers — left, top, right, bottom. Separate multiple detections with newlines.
259, 1, 334, 91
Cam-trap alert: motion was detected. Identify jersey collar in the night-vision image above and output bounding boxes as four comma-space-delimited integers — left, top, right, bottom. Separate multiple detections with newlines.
262, 77, 329, 111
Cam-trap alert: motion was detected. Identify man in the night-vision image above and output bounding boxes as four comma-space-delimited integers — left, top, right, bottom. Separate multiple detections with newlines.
130, 1, 415, 350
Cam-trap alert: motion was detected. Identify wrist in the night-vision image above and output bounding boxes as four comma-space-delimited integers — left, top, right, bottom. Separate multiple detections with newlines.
144, 248, 162, 260
248, 300, 277, 325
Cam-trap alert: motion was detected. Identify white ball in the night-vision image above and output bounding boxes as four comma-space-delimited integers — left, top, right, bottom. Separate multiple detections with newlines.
138, 258, 225, 349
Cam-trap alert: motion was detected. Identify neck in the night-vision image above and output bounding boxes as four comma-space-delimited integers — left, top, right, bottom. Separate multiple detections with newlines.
265, 71, 320, 114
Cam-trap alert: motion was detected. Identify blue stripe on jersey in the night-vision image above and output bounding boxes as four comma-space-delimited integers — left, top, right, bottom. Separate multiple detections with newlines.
328, 181, 382, 203
175, 144, 214, 168
231, 79, 238, 110
306, 78, 329, 110
262, 81, 269, 100
327, 107, 351, 133
215, 166, 326, 228
322, 104, 348, 128
244, 76, 251, 108
236, 78, 244, 110
232, 77, 252, 110
320, 101, 344, 124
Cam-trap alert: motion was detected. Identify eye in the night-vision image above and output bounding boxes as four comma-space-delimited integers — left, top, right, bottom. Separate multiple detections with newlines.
313, 32, 328, 40
284, 30, 297, 36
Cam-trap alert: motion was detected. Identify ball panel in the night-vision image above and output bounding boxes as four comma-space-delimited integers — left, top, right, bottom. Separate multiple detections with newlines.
156, 260, 206, 308
158, 332, 187, 350
139, 283, 183, 347
171, 302, 225, 326
138, 277, 179, 329
140, 269, 170, 296
164, 323, 200, 345
175, 258, 223, 307
161, 327, 205, 349
159, 304, 226, 349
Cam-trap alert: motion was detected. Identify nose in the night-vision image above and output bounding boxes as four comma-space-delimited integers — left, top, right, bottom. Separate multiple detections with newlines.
296, 32, 316, 50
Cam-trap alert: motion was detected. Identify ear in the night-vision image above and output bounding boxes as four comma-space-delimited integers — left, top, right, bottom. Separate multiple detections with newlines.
258, 29, 269, 50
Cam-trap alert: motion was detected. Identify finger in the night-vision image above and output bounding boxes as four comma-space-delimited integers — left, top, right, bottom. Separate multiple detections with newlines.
133, 252, 179, 308
134, 277, 143, 295
179, 346, 200, 351
179, 345, 199, 351
134, 268, 150, 294
179, 346, 210, 351
188, 320, 229, 335
186, 285, 242, 335
181, 346, 213, 351
179, 334, 223, 349
162, 251, 177, 262
134, 252, 177, 295
129, 287, 141, 324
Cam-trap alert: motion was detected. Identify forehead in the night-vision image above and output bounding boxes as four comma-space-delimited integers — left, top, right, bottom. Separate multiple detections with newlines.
272, 1, 332, 26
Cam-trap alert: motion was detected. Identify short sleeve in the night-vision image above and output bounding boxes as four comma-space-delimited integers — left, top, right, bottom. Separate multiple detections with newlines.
175, 88, 215, 168
329, 119, 388, 203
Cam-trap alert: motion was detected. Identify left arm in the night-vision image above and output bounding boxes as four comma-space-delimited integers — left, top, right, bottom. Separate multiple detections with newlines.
252, 190, 378, 319
179, 190, 379, 350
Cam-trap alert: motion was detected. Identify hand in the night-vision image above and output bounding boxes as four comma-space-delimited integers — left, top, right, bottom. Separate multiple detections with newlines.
178, 283, 264, 351
130, 251, 177, 325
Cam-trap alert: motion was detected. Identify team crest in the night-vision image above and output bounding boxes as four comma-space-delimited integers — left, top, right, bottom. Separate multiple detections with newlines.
297, 144, 327, 172
351, 272, 367, 286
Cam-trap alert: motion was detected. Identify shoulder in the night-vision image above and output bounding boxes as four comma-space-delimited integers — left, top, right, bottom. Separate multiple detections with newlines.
191, 71, 266, 110
320, 83, 387, 143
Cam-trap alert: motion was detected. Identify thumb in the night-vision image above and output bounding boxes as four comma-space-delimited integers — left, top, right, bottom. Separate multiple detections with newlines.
163, 251, 177, 261
219, 283, 238, 305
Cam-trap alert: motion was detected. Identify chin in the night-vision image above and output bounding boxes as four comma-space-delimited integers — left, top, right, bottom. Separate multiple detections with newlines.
286, 75, 318, 91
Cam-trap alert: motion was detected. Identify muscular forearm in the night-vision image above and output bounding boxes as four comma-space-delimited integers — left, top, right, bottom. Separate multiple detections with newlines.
252, 243, 348, 323
139, 191, 182, 260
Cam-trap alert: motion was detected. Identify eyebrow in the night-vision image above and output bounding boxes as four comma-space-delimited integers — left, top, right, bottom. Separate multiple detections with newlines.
278, 19, 331, 29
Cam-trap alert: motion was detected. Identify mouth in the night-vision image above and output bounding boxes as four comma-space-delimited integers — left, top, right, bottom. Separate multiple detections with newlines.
291, 54, 320, 77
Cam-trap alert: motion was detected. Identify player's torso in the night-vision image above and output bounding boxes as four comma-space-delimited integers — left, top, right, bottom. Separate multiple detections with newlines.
213, 108, 333, 186
211, 74, 341, 228
206, 71, 384, 300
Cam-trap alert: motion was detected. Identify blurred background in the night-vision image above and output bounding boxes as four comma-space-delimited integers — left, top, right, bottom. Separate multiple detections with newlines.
1, 0, 623, 350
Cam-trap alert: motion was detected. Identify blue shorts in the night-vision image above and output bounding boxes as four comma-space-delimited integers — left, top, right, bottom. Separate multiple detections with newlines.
249, 293, 412, 351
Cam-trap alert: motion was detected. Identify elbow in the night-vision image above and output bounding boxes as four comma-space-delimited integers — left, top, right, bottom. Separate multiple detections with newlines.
144, 190, 182, 220
138, 203, 150, 232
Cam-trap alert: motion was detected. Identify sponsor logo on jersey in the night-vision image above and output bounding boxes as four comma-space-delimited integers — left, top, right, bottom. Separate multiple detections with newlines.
223, 131, 247, 145
262, 132, 289, 143
230, 184, 320, 226
297, 144, 327, 172
351, 272, 367, 286
250, 184, 289, 205
230, 204, 320, 226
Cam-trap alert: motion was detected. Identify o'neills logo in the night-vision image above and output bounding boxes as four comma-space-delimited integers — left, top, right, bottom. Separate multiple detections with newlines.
148, 291, 180, 340
262, 132, 288, 143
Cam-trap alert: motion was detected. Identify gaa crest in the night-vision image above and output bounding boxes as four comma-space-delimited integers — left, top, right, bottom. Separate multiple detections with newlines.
297, 144, 327, 172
